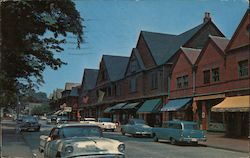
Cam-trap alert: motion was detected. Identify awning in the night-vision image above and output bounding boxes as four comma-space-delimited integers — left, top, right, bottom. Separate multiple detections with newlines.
211, 95, 250, 112
103, 102, 127, 113
104, 106, 113, 113
112, 102, 127, 110
161, 98, 192, 112
122, 102, 140, 110
137, 98, 161, 113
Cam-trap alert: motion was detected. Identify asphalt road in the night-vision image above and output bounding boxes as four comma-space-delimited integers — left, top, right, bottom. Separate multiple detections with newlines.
21, 121, 248, 158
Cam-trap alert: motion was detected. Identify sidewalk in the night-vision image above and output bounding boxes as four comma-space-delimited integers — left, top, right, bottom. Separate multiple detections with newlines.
200, 132, 250, 153
1, 120, 34, 158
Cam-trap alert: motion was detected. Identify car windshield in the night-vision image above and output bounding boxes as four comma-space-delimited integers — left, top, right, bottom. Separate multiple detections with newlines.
184, 124, 199, 130
133, 119, 145, 124
98, 118, 112, 122
22, 116, 37, 122
62, 126, 102, 138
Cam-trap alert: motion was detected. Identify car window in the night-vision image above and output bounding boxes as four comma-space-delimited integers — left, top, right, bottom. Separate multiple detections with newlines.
62, 126, 102, 138
133, 119, 145, 124
184, 124, 198, 130
168, 123, 181, 129
98, 118, 112, 122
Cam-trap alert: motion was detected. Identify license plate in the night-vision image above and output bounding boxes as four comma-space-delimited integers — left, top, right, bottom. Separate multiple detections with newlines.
191, 138, 197, 141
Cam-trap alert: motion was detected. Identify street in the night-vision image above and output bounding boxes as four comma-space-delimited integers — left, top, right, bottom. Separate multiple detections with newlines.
19, 121, 248, 158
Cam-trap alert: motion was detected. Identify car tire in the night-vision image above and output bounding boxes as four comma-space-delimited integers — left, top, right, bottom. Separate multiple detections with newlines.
170, 138, 176, 145
153, 134, 158, 142
56, 152, 61, 158
121, 129, 125, 135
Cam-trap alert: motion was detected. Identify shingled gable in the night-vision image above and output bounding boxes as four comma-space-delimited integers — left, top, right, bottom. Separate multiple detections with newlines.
125, 48, 145, 76
225, 9, 250, 52
169, 47, 201, 75
139, 16, 224, 66
101, 55, 129, 82
81, 69, 99, 91
181, 47, 201, 65
195, 35, 229, 66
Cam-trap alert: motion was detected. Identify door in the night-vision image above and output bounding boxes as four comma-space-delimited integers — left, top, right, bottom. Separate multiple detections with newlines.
46, 128, 60, 157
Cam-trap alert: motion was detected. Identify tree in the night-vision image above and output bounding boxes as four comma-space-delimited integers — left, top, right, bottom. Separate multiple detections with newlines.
0, 0, 83, 106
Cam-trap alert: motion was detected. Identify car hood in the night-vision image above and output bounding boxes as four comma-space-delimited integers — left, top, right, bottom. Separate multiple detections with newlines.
135, 124, 152, 129
59, 137, 124, 157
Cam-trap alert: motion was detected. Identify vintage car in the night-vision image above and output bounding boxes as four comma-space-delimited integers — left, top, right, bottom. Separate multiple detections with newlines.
120, 119, 152, 137
39, 124, 125, 158
80, 117, 97, 124
97, 118, 117, 131
17, 115, 41, 132
152, 120, 206, 145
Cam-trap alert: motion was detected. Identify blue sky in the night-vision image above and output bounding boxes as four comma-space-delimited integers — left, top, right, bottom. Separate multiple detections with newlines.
39, 0, 249, 96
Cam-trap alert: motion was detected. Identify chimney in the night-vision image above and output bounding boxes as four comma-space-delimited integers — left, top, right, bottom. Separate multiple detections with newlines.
203, 12, 211, 23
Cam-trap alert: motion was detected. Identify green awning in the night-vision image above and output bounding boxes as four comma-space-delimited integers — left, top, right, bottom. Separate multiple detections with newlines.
112, 102, 127, 110
104, 102, 127, 113
161, 98, 192, 112
137, 98, 161, 113
122, 102, 140, 110
104, 106, 113, 113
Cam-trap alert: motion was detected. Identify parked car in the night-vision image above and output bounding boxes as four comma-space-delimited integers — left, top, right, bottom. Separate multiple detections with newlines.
39, 124, 125, 158
120, 118, 152, 137
56, 115, 69, 124
17, 115, 41, 132
97, 118, 117, 131
152, 120, 206, 145
80, 117, 96, 124
46, 115, 57, 124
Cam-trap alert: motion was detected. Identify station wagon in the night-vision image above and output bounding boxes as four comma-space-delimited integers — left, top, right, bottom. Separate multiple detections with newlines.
152, 120, 206, 145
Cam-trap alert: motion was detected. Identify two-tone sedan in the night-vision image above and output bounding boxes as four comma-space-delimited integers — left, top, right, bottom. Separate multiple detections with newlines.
39, 124, 125, 158
120, 119, 152, 137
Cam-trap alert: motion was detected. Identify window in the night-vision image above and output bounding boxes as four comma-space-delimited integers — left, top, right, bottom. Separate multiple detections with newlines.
183, 75, 188, 88
238, 60, 248, 77
129, 77, 137, 92
212, 68, 220, 82
203, 70, 210, 84
176, 77, 182, 88
151, 72, 158, 89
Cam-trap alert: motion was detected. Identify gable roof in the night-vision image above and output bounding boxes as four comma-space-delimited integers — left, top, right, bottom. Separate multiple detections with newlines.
195, 35, 229, 65
140, 20, 224, 66
133, 48, 145, 70
210, 35, 230, 52
65, 82, 80, 91
181, 47, 201, 65
226, 9, 250, 52
103, 55, 129, 81
82, 69, 99, 91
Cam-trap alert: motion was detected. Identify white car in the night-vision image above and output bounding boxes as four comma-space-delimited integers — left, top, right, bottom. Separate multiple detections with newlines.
97, 118, 117, 131
80, 117, 97, 124
39, 124, 125, 158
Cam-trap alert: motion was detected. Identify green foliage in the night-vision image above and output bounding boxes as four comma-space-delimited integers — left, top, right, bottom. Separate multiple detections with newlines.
31, 103, 51, 115
0, 0, 83, 106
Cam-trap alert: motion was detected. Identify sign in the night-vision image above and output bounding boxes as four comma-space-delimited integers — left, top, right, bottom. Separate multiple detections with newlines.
64, 107, 72, 112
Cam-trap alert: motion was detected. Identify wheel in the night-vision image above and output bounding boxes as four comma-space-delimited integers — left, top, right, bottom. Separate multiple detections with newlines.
121, 129, 125, 135
170, 138, 176, 145
56, 152, 61, 158
153, 134, 158, 142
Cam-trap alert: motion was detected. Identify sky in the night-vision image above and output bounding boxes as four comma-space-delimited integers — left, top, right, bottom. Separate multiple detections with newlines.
39, 0, 249, 96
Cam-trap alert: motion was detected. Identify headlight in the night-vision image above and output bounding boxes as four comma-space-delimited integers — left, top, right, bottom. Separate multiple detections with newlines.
118, 144, 125, 152
64, 146, 74, 154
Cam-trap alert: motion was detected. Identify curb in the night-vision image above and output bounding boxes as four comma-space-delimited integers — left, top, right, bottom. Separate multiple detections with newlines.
202, 144, 249, 154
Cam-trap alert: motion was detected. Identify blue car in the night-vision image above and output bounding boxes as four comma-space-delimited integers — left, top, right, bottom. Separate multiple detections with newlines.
152, 120, 206, 145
